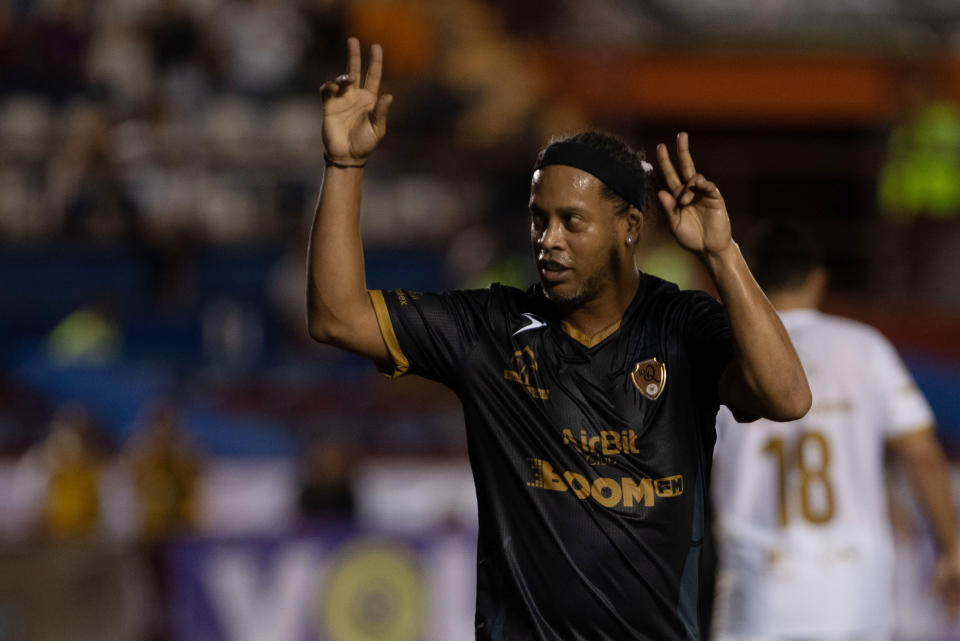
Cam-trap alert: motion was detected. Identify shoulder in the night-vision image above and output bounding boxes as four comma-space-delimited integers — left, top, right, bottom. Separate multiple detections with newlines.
439, 282, 535, 313
418, 283, 541, 336
644, 275, 726, 326
806, 312, 893, 350
642, 274, 718, 309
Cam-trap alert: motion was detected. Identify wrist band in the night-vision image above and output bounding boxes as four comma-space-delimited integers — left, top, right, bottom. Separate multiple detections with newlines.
324, 154, 366, 169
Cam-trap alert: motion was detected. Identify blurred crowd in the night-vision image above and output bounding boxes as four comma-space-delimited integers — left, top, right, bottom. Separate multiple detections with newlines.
0, 1, 957, 639
0, 0, 580, 258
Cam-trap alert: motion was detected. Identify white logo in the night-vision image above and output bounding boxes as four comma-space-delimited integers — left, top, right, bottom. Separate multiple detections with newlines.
512, 313, 547, 337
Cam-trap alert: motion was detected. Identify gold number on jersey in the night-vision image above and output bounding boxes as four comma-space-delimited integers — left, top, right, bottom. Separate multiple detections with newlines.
761, 430, 835, 527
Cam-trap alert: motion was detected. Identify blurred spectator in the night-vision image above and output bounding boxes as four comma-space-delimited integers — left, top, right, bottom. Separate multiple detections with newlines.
126, 402, 202, 541
211, 0, 308, 97
298, 439, 356, 520
38, 402, 105, 539
85, 17, 156, 112
45, 100, 143, 244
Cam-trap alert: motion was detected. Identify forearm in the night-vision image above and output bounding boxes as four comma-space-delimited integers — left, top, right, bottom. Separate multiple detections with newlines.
306, 165, 369, 342
703, 243, 811, 420
901, 434, 959, 554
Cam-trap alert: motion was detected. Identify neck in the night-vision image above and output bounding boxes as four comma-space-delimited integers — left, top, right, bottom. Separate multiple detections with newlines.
556, 270, 641, 337
767, 290, 817, 311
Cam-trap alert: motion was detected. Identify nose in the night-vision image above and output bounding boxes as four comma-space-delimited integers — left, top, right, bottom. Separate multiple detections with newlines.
538, 218, 564, 252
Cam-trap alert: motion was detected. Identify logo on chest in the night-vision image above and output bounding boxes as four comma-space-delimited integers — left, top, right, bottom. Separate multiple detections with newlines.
503, 346, 550, 400
631, 357, 666, 400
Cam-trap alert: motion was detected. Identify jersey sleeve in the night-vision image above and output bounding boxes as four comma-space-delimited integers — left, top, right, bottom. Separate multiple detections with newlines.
368, 287, 492, 388
681, 291, 734, 399
867, 332, 936, 440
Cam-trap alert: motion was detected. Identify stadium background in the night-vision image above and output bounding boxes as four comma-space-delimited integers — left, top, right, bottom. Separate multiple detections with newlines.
1, 0, 960, 639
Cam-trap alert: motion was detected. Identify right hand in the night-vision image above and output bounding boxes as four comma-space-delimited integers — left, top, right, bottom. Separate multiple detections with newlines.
321, 37, 393, 164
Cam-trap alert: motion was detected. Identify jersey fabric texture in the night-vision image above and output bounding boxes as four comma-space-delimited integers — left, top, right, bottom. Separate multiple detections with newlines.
711, 309, 935, 639
370, 274, 733, 641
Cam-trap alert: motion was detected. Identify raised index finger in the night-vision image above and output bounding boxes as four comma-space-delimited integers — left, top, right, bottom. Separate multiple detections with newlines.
347, 37, 361, 82
364, 43, 383, 94
676, 132, 697, 182
657, 143, 683, 193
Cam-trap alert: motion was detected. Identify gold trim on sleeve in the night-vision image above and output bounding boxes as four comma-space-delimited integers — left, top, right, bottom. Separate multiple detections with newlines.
368, 290, 410, 378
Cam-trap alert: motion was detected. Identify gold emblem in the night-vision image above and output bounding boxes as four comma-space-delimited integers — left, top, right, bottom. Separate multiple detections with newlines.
504, 346, 550, 400
632, 358, 666, 400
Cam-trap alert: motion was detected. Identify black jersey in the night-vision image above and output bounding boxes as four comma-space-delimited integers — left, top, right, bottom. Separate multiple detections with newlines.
370, 274, 733, 641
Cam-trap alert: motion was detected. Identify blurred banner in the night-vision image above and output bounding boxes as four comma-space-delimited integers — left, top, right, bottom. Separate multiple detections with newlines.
167, 528, 476, 641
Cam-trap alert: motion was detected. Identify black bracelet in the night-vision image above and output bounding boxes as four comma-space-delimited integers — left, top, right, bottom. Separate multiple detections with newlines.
324, 155, 366, 169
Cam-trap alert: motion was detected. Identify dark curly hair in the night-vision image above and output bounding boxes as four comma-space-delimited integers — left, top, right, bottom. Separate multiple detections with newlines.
746, 219, 823, 293
538, 129, 654, 217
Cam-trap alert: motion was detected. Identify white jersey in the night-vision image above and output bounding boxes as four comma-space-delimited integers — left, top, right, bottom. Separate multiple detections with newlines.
712, 309, 935, 638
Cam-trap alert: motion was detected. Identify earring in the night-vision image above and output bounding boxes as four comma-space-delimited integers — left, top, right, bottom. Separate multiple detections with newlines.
626, 236, 633, 245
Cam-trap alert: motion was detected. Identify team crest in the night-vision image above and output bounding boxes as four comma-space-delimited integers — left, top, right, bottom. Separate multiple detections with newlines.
632, 358, 666, 400
504, 346, 550, 400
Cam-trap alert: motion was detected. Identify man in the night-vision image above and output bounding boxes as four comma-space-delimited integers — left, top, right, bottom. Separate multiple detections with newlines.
711, 221, 960, 641
308, 38, 810, 640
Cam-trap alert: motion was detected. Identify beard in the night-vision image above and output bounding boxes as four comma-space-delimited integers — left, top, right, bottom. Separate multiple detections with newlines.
543, 247, 621, 308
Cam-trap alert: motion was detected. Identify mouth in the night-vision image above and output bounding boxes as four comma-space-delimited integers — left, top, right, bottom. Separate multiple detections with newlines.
538, 259, 571, 284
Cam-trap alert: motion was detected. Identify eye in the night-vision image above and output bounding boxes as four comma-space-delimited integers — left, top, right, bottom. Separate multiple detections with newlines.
564, 213, 584, 229
530, 210, 546, 230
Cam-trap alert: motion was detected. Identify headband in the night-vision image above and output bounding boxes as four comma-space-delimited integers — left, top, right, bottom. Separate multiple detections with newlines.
534, 141, 650, 211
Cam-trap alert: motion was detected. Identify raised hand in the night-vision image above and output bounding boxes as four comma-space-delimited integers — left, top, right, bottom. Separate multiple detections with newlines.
656, 132, 733, 256
321, 37, 393, 164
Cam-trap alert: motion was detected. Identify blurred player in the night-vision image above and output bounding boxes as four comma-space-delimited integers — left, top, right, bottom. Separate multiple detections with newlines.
711, 220, 960, 641
308, 38, 810, 639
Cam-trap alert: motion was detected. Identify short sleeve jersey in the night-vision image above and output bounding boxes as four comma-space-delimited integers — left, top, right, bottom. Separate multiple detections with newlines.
711, 309, 935, 637
371, 274, 733, 641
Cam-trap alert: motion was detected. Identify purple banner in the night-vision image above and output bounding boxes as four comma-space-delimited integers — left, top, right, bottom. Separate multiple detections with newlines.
167, 526, 477, 641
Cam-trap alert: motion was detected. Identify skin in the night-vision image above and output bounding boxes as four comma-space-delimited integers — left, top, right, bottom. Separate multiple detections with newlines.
771, 267, 960, 617
529, 165, 641, 337
306, 38, 810, 423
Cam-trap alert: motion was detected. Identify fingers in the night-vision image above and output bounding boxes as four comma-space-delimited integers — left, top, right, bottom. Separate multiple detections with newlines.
320, 81, 337, 101
320, 76, 354, 101
347, 37, 361, 82
678, 174, 720, 206
364, 43, 383, 94
657, 190, 677, 215
371, 94, 393, 133
676, 132, 697, 182
657, 143, 682, 193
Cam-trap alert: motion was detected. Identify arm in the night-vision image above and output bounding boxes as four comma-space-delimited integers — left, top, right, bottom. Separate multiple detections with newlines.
889, 428, 960, 617
306, 38, 393, 368
656, 133, 810, 421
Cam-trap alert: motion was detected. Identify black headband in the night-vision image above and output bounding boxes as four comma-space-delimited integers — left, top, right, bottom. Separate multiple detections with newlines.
534, 141, 648, 211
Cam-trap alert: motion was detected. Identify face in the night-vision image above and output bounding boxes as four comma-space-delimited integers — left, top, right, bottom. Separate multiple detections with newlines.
529, 165, 630, 307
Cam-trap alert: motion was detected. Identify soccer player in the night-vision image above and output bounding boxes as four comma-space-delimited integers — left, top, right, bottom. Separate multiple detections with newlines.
711, 221, 960, 641
308, 38, 810, 640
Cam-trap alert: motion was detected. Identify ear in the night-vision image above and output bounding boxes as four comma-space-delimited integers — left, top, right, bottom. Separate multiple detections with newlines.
624, 206, 644, 245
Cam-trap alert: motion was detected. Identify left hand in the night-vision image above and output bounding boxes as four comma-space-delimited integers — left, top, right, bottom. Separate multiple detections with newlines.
657, 132, 733, 257
934, 547, 960, 618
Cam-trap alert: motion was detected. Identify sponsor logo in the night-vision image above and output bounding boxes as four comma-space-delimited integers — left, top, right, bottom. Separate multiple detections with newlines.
393, 289, 421, 306
512, 313, 548, 337
562, 428, 640, 465
526, 458, 683, 509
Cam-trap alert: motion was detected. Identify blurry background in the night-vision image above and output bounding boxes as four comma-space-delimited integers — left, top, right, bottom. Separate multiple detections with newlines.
1, 0, 960, 639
